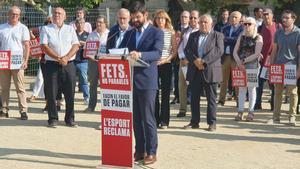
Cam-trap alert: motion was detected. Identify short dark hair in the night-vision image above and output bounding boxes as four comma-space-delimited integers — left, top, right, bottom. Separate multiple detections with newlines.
76, 7, 87, 16
221, 8, 229, 14
129, 1, 147, 14
96, 15, 108, 27
282, 10, 297, 20
254, 7, 262, 13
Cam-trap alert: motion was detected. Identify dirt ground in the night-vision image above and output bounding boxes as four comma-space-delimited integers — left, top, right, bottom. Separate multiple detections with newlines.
0, 77, 299, 169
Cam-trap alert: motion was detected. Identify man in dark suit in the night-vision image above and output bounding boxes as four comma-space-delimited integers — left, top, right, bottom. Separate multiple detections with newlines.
183, 14, 224, 131
106, 8, 132, 51
219, 11, 243, 106
120, 2, 163, 165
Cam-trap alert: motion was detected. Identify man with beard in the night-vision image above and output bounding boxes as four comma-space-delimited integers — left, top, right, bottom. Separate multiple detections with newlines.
268, 10, 300, 126
120, 1, 163, 165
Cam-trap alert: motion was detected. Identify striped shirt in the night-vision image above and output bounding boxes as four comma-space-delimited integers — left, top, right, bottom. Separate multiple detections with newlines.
161, 29, 172, 59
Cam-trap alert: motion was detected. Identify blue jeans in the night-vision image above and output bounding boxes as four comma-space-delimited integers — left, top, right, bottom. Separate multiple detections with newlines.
75, 61, 89, 100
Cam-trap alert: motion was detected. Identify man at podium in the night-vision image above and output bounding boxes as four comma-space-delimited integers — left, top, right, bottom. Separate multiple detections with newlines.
120, 2, 163, 165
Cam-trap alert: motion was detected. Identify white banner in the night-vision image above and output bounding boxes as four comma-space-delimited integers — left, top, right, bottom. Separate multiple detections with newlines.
260, 66, 269, 80
101, 89, 132, 113
284, 64, 297, 85
246, 69, 258, 87
10, 55, 23, 69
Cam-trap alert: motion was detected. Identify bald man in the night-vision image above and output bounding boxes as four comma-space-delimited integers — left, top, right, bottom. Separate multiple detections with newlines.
41, 7, 80, 128
106, 8, 132, 51
0, 6, 30, 120
219, 11, 244, 106
183, 14, 224, 131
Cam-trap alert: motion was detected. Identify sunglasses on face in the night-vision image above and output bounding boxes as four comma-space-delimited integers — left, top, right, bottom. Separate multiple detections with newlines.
263, 13, 270, 16
244, 23, 252, 26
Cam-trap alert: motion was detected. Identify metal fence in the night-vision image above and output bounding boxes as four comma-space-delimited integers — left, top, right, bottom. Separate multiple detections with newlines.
0, 6, 110, 76
0, 5, 166, 76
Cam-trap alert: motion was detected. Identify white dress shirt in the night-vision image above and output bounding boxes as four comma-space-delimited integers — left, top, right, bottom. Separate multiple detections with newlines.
40, 23, 79, 61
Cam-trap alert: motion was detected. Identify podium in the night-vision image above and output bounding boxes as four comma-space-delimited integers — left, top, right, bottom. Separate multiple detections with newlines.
97, 54, 149, 168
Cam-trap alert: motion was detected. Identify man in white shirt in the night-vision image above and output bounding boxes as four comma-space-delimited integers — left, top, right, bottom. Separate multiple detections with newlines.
176, 10, 199, 117
40, 7, 79, 128
0, 6, 30, 120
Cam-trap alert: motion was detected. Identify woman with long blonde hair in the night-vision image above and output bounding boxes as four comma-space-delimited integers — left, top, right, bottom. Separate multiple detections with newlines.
233, 17, 263, 121
153, 9, 177, 129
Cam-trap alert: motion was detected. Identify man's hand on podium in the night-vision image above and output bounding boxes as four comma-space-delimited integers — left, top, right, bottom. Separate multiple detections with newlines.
129, 51, 141, 61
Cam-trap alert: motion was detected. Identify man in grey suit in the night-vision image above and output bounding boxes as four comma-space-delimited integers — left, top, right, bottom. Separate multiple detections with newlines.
183, 14, 224, 131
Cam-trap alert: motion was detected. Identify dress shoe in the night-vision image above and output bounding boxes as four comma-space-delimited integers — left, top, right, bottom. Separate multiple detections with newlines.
183, 123, 199, 129
254, 104, 262, 110
66, 121, 78, 128
143, 155, 157, 165
0, 111, 9, 118
176, 112, 186, 117
208, 124, 216, 131
170, 98, 179, 104
47, 120, 58, 128
218, 100, 225, 106
20, 112, 28, 120
134, 152, 146, 162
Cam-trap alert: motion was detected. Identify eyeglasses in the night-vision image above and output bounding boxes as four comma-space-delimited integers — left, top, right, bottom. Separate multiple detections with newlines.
190, 17, 198, 20
263, 13, 270, 16
244, 23, 252, 26
118, 17, 128, 20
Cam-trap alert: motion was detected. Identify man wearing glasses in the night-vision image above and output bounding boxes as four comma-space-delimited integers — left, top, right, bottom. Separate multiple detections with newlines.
0, 6, 30, 120
268, 10, 300, 126
74, 18, 90, 105
106, 8, 132, 51
219, 11, 244, 106
176, 10, 199, 118
171, 11, 190, 105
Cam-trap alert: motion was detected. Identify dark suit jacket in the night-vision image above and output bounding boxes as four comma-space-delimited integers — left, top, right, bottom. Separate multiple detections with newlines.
222, 24, 244, 56
106, 24, 132, 53
120, 24, 164, 90
185, 30, 224, 83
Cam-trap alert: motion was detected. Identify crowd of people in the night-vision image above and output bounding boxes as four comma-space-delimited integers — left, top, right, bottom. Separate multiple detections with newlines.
0, 3, 300, 165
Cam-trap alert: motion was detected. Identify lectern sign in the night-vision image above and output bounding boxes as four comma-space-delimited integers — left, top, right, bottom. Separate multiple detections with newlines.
99, 58, 133, 168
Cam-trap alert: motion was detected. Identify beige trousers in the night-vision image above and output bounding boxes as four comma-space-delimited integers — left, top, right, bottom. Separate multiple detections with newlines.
0, 69, 27, 112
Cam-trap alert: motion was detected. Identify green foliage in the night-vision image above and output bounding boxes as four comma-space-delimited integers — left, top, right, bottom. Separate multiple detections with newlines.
53, 0, 103, 9
258, 0, 296, 8
191, 0, 250, 16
